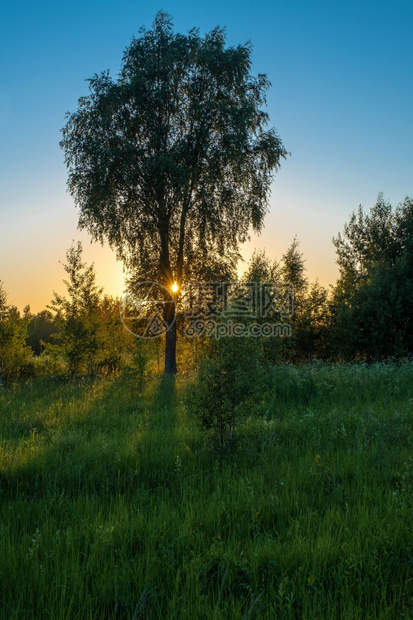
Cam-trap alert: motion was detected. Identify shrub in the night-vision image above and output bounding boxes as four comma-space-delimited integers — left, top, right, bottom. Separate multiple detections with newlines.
192, 334, 269, 451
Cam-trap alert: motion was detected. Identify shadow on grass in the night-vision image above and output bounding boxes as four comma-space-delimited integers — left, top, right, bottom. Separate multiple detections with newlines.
0, 370, 182, 500
149, 372, 177, 428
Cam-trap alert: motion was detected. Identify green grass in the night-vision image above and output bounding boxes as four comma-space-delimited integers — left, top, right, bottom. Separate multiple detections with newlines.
0, 362, 413, 618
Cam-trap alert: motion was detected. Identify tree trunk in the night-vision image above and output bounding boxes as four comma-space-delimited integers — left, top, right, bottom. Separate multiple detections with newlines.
163, 291, 177, 374
164, 319, 177, 374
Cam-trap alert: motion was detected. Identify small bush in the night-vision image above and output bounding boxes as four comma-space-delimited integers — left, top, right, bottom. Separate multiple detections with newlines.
191, 334, 269, 451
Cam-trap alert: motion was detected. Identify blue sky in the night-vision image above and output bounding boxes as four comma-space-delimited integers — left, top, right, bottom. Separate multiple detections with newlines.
1, 0, 412, 311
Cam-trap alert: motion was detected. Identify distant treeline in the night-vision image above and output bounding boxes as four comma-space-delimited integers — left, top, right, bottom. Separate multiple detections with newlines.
1, 194, 412, 383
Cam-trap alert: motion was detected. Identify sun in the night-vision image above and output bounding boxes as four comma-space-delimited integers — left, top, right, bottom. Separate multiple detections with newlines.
171, 282, 179, 293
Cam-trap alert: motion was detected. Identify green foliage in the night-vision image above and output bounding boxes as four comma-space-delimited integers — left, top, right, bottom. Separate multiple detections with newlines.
281, 235, 308, 296
25, 308, 58, 355
48, 242, 103, 378
280, 237, 311, 362
126, 339, 156, 392
192, 334, 269, 450
292, 279, 331, 361
242, 248, 281, 284
47, 245, 133, 379
60, 11, 287, 372
95, 295, 131, 375
331, 194, 413, 360
333, 193, 396, 289
0, 282, 32, 383
241, 249, 285, 363
242, 245, 331, 363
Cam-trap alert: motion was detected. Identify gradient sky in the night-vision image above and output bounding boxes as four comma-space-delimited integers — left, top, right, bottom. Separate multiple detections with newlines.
1, 0, 412, 312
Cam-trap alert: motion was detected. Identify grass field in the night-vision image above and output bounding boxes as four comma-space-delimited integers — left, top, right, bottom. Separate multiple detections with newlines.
0, 362, 412, 618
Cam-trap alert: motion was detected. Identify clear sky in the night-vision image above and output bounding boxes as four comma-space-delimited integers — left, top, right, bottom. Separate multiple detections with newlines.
1, 0, 412, 312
